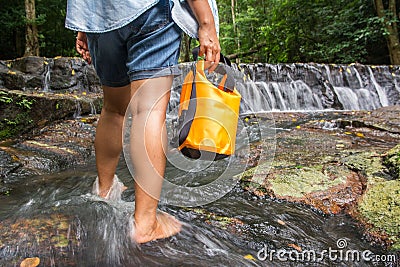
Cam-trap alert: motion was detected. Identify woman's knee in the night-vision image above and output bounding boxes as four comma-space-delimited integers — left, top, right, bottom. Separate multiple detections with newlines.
102, 85, 131, 116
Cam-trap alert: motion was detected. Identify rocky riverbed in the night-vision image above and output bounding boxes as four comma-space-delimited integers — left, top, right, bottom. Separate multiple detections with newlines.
0, 57, 399, 264
241, 106, 400, 250
1, 100, 399, 253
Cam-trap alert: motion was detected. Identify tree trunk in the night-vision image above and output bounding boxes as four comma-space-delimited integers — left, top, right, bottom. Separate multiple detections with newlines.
374, 0, 400, 64
231, 0, 240, 64
181, 34, 191, 62
24, 0, 39, 56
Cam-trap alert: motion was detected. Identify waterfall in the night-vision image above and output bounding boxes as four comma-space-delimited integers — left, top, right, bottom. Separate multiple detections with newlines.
73, 101, 82, 118
42, 59, 54, 92
237, 63, 400, 112
89, 100, 97, 115
368, 66, 389, 107
167, 62, 400, 114
3, 57, 397, 112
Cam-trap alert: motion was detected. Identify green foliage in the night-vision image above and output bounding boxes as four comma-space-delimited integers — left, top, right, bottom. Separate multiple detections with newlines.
16, 98, 34, 110
0, 91, 34, 139
0, 0, 393, 63
0, 0, 77, 59
218, 0, 389, 64
36, 0, 77, 57
0, 112, 34, 139
0, 91, 13, 104
0, 0, 25, 58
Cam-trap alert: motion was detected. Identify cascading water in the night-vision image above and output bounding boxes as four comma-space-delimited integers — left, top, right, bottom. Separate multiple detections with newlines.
5, 57, 398, 112
42, 58, 54, 92
234, 63, 400, 112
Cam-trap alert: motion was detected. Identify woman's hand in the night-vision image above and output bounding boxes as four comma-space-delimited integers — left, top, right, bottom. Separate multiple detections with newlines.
76, 32, 92, 64
198, 24, 220, 72
187, 0, 221, 72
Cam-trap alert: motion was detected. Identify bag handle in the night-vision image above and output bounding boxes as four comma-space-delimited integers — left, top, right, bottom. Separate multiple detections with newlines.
192, 48, 235, 92
191, 46, 232, 66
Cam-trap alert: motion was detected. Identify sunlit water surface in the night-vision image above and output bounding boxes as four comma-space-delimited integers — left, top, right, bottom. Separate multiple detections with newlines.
0, 154, 395, 267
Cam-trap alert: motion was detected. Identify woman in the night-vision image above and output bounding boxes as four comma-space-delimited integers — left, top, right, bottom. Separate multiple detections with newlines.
65, 0, 221, 243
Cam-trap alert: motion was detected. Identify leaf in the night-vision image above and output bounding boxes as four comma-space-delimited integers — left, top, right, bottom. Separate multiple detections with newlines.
288, 243, 302, 252
277, 219, 286, 225
244, 254, 256, 260
20, 257, 40, 267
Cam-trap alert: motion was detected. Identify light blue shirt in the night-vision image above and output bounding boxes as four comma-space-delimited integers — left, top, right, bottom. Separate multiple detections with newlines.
65, 0, 219, 38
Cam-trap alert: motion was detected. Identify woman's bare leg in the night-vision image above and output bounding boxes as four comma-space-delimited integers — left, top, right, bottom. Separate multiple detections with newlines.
94, 77, 181, 242
95, 85, 130, 197
129, 77, 181, 243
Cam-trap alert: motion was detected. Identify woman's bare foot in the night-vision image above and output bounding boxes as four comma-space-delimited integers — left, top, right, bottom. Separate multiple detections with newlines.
98, 185, 128, 199
93, 175, 127, 201
133, 211, 182, 244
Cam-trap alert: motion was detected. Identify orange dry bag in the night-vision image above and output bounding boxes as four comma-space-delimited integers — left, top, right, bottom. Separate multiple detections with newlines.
174, 60, 241, 160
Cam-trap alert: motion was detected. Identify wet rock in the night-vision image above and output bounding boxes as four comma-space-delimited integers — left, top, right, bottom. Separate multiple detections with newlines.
0, 57, 44, 90
239, 106, 400, 249
338, 106, 400, 134
0, 213, 82, 266
0, 56, 100, 92
384, 144, 400, 179
241, 162, 364, 215
10, 56, 45, 75
0, 118, 96, 184
183, 207, 246, 234
356, 180, 400, 250
0, 89, 102, 140
48, 57, 100, 92
341, 149, 400, 250
0, 148, 22, 194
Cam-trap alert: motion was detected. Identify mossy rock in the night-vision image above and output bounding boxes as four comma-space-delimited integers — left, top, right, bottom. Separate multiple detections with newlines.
384, 144, 400, 179
269, 165, 348, 198
240, 162, 364, 214
357, 180, 400, 250
342, 152, 385, 176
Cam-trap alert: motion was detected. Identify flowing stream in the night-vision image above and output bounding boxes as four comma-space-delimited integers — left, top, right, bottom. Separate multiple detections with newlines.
1, 62, 399, 266
0, 157, 391, 267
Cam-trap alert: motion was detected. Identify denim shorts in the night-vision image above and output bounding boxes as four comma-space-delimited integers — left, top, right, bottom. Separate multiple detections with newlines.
86, 0, 182, 87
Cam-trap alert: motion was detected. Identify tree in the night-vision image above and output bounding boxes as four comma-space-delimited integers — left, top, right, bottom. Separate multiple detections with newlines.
0, 0, 25, 59
373, 0, 400, 64
0, 0, 394, 63
24, 0, 39, 56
